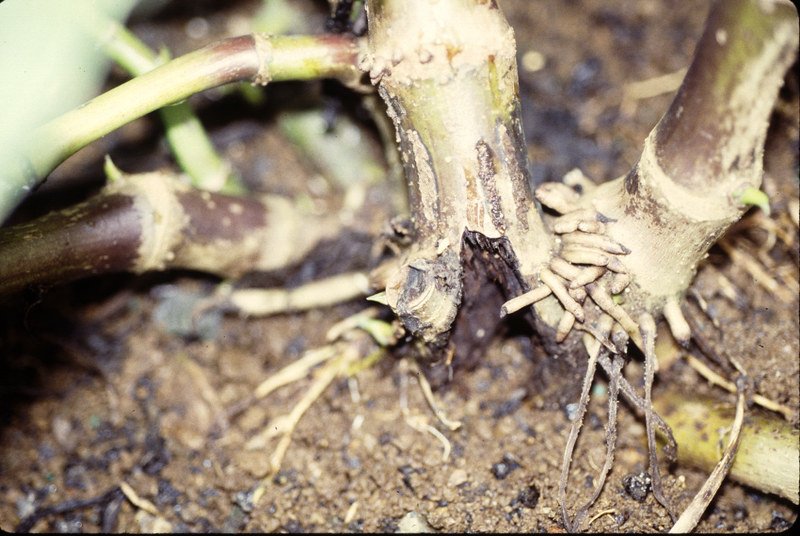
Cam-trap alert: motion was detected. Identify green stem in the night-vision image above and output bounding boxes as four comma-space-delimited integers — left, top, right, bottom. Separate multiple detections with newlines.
98, 17, 244, 193
655, 387, 799, 504
1, 33, 362, 223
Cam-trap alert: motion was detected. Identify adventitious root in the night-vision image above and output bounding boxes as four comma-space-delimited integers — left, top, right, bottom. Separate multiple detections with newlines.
223, 271, 372, 317
239, 314, 395, 506
557, 316, 609, 532
531, 178, 691, 527
240, 309, 463, 505
399, 359, 461, 462
502, 171, 694, 351
640, 314, 675, 520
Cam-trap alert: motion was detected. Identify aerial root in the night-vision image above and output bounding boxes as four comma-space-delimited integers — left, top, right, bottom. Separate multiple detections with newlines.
568, 286, 587, 303
560, 246, 611, 268
540, 268, 585, 322
571, 348, 623, 531
559, 315, 612, 532
555, 311, 576, 343
586, 283, 641, 347
549, 256, 584, 280
608, 272, 631, 294
610, 322, 629, 352
551, 209, 604, 234
662, 297, 691, 347
535, 181, 582, 213
500, 284, 552, 316
595, 351, 678, 462
561, 230, 631, 255
640, 313, 675, 521
562, 167, 597, 194
569, 266, 607, 288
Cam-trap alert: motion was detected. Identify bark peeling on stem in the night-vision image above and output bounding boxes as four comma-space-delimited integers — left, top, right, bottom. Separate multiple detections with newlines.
364, 0, 555, 344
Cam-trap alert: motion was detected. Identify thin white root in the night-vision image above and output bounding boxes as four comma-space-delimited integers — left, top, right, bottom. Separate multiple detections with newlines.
500, 285, 552, 316
399, 360, 454, 462
251, 347, 360, 506
540, 268, 585, 322
408, 360, 462, 430
535, 182, 582, 213
253, 346, 336, 399
684, 354, 793, 420
669, 381, 746, 533
120, 481, 161, 517
720, 239, 794, 303
663, 297, 691, 347
556, 311, 576, 342
230, 271, 371, 317
640, 312, 674, 520
326, 307, 381, 342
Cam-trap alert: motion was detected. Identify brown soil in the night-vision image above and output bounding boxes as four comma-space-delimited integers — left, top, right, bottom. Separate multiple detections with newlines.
1, 0, 797, 533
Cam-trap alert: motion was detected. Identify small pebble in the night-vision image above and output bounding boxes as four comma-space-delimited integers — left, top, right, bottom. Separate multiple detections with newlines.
396, 511, 434, 533
622, 471, 651, 502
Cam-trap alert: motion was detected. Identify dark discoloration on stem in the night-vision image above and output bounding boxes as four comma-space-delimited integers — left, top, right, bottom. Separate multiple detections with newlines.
0, 194, 142, 295
476, 140, 505, 233
499, 119, 532, 233
0, 172, 342, 296
653, 0, 798, 187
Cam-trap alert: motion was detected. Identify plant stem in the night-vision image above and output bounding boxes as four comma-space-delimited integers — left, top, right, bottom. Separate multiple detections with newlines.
654, 386, 799, 504
577, 0, 798, 315
365, 0, 556, 343
1, 33, 362, 223
97, 17, 244, 193
0, 170, 343, 296
654, 0, 798, 191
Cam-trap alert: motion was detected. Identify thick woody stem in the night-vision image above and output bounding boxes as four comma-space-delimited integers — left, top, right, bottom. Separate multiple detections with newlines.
654, 0, 798, 190
0, 171, 342, 296
579, 0, 798, 315
365, 0, 553, 343
1, 34, 362, 223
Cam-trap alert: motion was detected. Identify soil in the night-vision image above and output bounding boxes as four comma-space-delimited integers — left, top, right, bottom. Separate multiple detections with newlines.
1, 0, 797, 533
